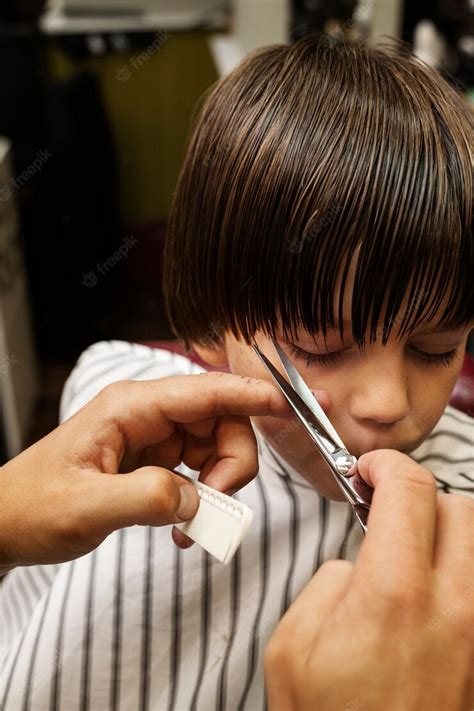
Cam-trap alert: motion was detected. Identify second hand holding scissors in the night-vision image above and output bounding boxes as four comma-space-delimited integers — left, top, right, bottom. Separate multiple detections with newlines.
253, 340, 371, 533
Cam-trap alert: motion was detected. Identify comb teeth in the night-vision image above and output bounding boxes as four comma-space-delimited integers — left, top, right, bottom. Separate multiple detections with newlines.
197, 488, 245, 518
175, 474, 254, 564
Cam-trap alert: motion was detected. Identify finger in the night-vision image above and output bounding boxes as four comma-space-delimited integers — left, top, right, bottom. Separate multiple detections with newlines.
182, 416, 216, 440
96, 373, 292, 452
355, 450, 437, 580
265, 559, 352, 711
171, 525, 195, 549
433, 493, 474, 592
269, 560, 353, 652
181, 432, 215, 472
94, 467, 200, 534
199, 415, 258, 491
199, 453, 219, 482
121, 428, 183, 473
171, 450, 239, 551
461, 672, 474, 711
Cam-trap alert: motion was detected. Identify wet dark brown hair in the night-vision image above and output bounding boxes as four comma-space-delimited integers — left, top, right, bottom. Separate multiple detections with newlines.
164, 34, 473, 348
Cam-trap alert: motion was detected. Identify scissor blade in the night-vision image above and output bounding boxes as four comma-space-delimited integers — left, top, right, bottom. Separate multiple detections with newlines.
253, 343, 369, 534
252, 345, 330, 448
272, 340, 345, 449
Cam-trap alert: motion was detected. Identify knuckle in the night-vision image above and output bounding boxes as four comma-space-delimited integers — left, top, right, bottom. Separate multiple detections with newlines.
200, 371, 228, 405
264, 634, 289, 673
436, 602, 474, 644
317, 559, 353, 577
376, 573, 431, 613
399, 465, 437, 494
97, 380, 133, 408
54, 512, 77, 542
54, 505, 90, 548
239, 375, 259, 386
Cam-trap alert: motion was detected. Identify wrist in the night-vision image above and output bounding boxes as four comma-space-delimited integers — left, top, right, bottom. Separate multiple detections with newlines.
0, 462, 20, 573
0, 527, 17, 574
0, 561, 15, 576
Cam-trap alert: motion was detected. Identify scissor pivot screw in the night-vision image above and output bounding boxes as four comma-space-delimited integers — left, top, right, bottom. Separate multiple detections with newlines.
334, 452, 357, 475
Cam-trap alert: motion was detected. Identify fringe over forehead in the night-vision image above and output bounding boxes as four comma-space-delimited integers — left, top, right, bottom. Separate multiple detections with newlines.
164, 34, 473, 347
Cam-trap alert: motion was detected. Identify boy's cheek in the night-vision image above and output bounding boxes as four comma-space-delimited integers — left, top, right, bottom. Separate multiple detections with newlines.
251, 414, 303, 450
251, 414, 323, 472
251, 414, 346, 497
225, 337, 268, 380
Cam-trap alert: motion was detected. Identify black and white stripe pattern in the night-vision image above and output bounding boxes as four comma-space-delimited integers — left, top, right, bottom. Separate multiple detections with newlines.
1, 340, 472, 710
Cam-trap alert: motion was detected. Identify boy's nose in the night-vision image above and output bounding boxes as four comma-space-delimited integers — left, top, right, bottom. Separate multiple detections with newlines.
349, 366, 409, 426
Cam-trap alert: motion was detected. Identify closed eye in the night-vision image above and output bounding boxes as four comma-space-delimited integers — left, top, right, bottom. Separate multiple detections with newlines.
289, 344, 459, 369
410, 347, 457, 367
288, 344, 347, 368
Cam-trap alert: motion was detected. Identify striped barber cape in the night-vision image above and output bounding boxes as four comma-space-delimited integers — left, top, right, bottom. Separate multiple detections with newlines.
1, 341, 473, 711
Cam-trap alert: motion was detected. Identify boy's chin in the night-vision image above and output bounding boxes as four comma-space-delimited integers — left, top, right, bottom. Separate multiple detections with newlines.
279, 450, 353, 500
309, 471, 346, 501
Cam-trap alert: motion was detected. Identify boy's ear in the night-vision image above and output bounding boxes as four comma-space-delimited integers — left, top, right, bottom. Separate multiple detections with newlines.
192, 341, 229, 367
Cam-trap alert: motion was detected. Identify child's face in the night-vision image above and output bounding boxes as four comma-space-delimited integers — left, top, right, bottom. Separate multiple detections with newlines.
195, 311, 471, 500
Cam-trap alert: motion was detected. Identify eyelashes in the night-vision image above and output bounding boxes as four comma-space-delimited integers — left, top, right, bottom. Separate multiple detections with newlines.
288, 344, 458, 369
289, 344, 344, 368
410, 347, 457, 367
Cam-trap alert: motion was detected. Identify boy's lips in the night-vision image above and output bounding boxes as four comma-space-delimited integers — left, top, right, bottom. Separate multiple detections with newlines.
319, 421, 423, 458
344, 434, 424, 458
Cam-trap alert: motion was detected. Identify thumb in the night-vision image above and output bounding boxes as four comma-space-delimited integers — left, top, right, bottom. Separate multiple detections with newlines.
98, 467, 200, 533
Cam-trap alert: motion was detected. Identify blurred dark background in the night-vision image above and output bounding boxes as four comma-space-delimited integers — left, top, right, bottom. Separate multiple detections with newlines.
0, 0, 472, 460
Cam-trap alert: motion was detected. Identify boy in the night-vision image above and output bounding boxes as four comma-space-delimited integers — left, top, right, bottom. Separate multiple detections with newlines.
1, 34, 472, 710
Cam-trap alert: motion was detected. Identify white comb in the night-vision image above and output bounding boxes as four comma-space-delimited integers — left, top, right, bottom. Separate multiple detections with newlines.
175, 474, 253, 564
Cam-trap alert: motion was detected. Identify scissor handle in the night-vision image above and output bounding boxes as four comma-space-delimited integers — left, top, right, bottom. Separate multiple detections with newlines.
353, 504, 369, 533
327, 454, 372, 533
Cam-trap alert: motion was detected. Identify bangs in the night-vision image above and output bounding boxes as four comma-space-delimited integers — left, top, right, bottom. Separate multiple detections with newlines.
164, 35, 473, 348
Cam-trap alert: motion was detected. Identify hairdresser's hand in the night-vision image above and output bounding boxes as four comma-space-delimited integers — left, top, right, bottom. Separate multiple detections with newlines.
0, 372, 292, 572
265, 450, 474, 711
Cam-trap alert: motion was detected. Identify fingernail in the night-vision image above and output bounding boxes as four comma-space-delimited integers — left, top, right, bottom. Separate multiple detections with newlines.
177, 484, 198, 521
351, 472, 374, 504
172, 525, 195, 549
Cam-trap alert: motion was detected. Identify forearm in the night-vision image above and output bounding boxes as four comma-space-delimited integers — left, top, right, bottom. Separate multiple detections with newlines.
0, 461, 23, 574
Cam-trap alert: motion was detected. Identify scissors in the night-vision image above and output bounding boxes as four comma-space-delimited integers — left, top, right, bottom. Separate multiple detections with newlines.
253, 340, 371, 533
